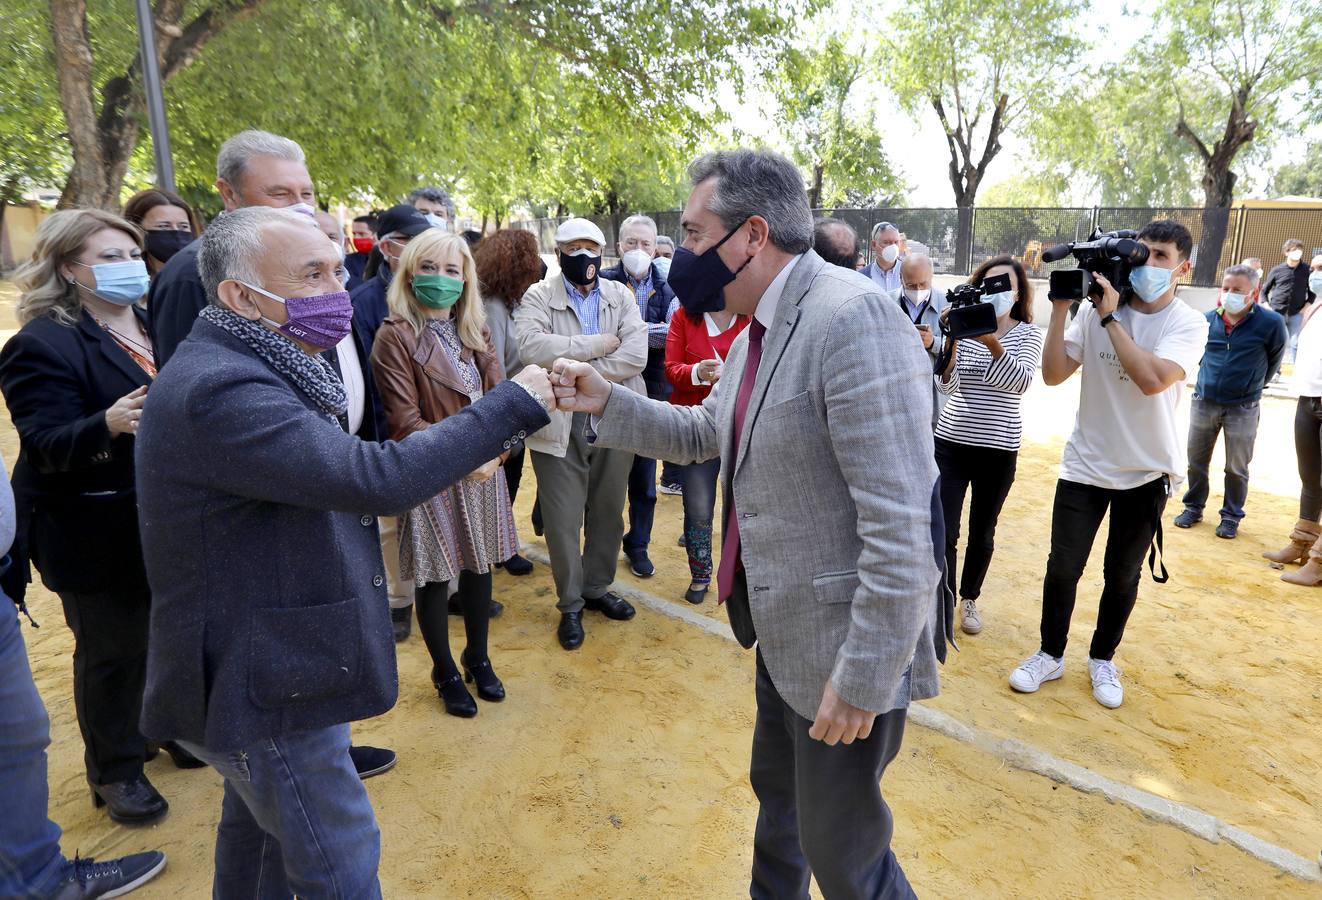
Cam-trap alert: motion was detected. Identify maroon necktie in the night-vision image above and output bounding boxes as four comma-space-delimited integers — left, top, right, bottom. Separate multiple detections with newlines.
716, 318, 766, 604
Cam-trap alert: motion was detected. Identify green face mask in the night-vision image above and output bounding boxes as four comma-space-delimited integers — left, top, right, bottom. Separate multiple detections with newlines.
412, 273, 464, 309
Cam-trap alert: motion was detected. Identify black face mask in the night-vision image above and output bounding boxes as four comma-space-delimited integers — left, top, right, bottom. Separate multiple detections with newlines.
145, 229, 193, 263
559, 250, 602, 287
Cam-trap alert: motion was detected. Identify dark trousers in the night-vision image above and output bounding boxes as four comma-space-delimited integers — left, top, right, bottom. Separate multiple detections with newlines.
623, 455, 656, 554
1040, 478, 1168, 661
1182, 396, 1260, 522
934, 437, 1017, 601
414, 571, 491, 682
503, 443, 526, 508
680, 458, 721, 583
1294, 396, 1322, 520
749, 652, 915, 900
660, 460, 682, 488
57, 588, 150, 785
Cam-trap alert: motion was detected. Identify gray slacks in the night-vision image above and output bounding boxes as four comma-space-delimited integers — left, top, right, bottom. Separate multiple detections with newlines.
530, 413, 634, 612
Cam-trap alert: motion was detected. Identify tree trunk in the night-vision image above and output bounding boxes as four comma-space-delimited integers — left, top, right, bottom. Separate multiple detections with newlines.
1194, 165, 1236, 285
49, 0, 114, 208
495, 209, 504, 230
808, 163, 823, 210
481, 212, 489, 234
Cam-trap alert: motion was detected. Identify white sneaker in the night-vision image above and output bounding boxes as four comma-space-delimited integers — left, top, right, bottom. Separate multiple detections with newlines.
960, 598, 983, 634
1008, 651, 1064, 693
1089, 658, 1124, 708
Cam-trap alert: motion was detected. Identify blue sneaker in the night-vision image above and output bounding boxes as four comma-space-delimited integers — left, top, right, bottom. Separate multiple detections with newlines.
52, 851, 166, 899
1173, 509, 1201, 529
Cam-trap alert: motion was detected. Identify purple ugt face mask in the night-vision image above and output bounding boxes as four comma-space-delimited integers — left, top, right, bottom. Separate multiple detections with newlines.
242, 281, 354, 351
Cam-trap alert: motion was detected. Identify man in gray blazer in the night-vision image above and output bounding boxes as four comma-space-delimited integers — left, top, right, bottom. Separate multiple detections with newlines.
553, 150, 941, 899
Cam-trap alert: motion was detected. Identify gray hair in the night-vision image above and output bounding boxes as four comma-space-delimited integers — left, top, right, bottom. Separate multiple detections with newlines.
1223, 263, 1260, 287
656, 235, 675, 249
871, 220, 900, 241
901, 252, 933, 275
408, 186, 453, 214
688, 150, 813, 254
198, 206, 310, 305
216, 129, 306, 187
620, 214, 658, 236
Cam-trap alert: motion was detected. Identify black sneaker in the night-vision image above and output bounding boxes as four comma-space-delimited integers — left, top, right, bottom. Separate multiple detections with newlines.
503, 553, 534, 576
349, 745, 397, 779
626, 550, 655, 578
1216, 519, 1239, 539
52, 850, 167, 899
1173, 509, 1201, 529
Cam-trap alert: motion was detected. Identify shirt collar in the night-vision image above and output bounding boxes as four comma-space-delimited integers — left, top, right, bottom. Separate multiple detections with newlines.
754, 254, 803, 331
562, 275, 599, 304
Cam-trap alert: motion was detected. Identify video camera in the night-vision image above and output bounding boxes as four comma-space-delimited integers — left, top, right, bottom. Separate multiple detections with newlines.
1043, 229, 1149, 303
941, 272, 1012, 341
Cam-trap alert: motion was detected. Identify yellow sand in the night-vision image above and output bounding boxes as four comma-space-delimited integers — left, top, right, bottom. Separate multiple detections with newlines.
2, 286, 1318, 895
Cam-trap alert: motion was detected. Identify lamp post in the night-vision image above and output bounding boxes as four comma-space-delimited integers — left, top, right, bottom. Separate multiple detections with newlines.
134, 0, 175, 192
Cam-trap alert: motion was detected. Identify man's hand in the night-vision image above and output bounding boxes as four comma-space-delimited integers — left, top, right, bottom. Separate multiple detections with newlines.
807, 680, 877, 746
1092, 272, 1121, 317
550, 358, 611, 415
464, 458, 500, 482
513, 365, 555, 410
917, 325, 934, 349
600, 334, 622, 355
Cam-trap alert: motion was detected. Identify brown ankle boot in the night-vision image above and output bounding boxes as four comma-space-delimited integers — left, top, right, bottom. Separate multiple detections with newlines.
1282, 534, 1322, 585
1263, 518, 1322, 564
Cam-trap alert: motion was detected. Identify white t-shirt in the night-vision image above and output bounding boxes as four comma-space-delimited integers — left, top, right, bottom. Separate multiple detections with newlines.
1060, 299, 1207, 490
1293, 312, 1322, 396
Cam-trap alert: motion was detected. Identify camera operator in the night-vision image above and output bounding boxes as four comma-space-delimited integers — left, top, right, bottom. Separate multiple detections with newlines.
1008, 220, 1206, 710
935, 256, 1044, 637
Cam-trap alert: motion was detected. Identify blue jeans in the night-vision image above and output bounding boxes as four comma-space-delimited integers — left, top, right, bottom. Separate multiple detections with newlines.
1182, 396, 1261, 522
179, 725, 381, 900
623, 455, 656, 554
0, 606, 69, 899
1287, 313, 1304, 363
679, 458, 721, 583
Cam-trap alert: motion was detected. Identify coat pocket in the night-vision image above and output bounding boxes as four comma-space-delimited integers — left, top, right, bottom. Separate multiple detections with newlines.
249, 599, 362, 709
758, 390, 812, 424
811, 570, 859, 604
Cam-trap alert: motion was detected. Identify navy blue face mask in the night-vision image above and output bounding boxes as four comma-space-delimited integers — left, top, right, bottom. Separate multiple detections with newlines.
667, 219, 751, 314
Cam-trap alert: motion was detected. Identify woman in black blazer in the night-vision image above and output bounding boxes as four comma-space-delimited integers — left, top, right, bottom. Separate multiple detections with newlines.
0, 209, 188, 826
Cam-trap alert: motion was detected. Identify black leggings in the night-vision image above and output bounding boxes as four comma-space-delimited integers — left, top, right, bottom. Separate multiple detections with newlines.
935, 437, 1018, 602
413, 570, 492, 683
1294, 397, 1322, 520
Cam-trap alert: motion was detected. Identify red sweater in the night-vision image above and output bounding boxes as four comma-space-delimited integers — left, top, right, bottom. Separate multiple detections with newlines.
665, 310, 751, 406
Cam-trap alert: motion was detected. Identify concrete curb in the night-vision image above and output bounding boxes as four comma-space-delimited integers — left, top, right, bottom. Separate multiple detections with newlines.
521, 546, 1322, 884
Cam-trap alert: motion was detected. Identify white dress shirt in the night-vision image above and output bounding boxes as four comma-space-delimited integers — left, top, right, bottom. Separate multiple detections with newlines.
334, 334, 365, 436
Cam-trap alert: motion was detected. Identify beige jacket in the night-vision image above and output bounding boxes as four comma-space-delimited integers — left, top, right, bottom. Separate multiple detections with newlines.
515, 275, 647, 457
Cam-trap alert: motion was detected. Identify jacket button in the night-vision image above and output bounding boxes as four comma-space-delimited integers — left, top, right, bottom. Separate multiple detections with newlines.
360, 515, 372, 527
372, 574, 384, 587
503, 440, 512, 450
517, 430, 527, 439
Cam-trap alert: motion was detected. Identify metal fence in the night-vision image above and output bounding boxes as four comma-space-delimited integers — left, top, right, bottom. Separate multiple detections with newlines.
513, 206, 1322, 287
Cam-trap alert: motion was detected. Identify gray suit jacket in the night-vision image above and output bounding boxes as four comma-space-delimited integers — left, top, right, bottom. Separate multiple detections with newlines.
592, 251, 941, 720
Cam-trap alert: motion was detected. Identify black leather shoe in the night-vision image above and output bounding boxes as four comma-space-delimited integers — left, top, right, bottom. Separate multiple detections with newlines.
391, 604, 413, 642
52, 850, 167, 899
349, 745, 397, 779
147, 740, 205, 769
434, 673, 478, 717
90, 775, 168, 826
503, 553, 534, 576
583, 591, 636, 621
626, 550, 655, 578
685, 584, 708, 605
558, 611, 585, 650
461, 650, 506, 701
449, 597, 504, 618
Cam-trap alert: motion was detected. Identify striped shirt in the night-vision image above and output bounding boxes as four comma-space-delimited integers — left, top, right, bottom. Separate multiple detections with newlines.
935, 321, 1044, 451
562, 276, 602, 336
629, 273, 671, 349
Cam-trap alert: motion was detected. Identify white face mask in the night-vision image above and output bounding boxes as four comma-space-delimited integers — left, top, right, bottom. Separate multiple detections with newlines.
1221, 292, 1249, 315
881, 244, 900, 264
904, 287, 931, 306
287, 202, 317, 218
622, 249, 652, 279
1288, 249, 1304, 262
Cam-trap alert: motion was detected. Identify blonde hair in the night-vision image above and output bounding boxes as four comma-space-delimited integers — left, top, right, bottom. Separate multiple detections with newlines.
387, 230, 488, 351
14, 209, 143, 326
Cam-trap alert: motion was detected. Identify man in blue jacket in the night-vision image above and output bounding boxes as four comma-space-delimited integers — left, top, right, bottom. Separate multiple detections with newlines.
1174, 264, 1287, 539
136, 207, 552, 898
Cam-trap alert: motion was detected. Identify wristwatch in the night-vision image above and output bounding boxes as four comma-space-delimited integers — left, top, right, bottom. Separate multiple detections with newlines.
1099, 312, 1118, 329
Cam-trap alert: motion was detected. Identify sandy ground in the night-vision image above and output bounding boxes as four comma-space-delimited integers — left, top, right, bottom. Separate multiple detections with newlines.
3, 279, 1319, 897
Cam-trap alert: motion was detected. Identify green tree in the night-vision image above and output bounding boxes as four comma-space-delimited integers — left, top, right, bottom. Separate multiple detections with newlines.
772, 36, 902, 209
0, 2, 67, 234
882, 0, 1086, 266
976, 173, 1070, 208
1271, 142, 1322, 198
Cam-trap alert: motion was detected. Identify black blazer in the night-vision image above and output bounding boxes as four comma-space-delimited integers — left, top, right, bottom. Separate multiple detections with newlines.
0, 308, 154, 597
146, 239, 204, 368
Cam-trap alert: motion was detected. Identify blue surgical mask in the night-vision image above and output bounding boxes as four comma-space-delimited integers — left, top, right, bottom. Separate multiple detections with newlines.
1221, 292, 1249, 315
985, 291, 1014, 317
424, 213, 450, 232
75, 259, 150, 305
1310, 272, 1322, 296
1129, 265, 1174, 302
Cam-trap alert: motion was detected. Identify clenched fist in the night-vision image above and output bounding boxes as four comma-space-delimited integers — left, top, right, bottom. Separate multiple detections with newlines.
513, 365, 555, 411
550, 359, 611, 415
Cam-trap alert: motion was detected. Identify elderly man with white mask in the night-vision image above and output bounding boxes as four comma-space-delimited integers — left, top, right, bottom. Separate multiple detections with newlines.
897, 252, 948, 429
861, 220, 904, 295
600, 214, 682, 573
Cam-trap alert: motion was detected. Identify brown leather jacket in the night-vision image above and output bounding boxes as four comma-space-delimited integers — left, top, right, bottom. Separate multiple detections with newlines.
369, 314, 504, 442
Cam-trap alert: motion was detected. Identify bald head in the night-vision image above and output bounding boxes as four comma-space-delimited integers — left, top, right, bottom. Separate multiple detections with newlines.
813, 218, 859, 270
900, 253, 933, 295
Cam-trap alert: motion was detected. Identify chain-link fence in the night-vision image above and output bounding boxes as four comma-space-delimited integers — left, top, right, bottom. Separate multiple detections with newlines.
513, 206, 1322, 287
